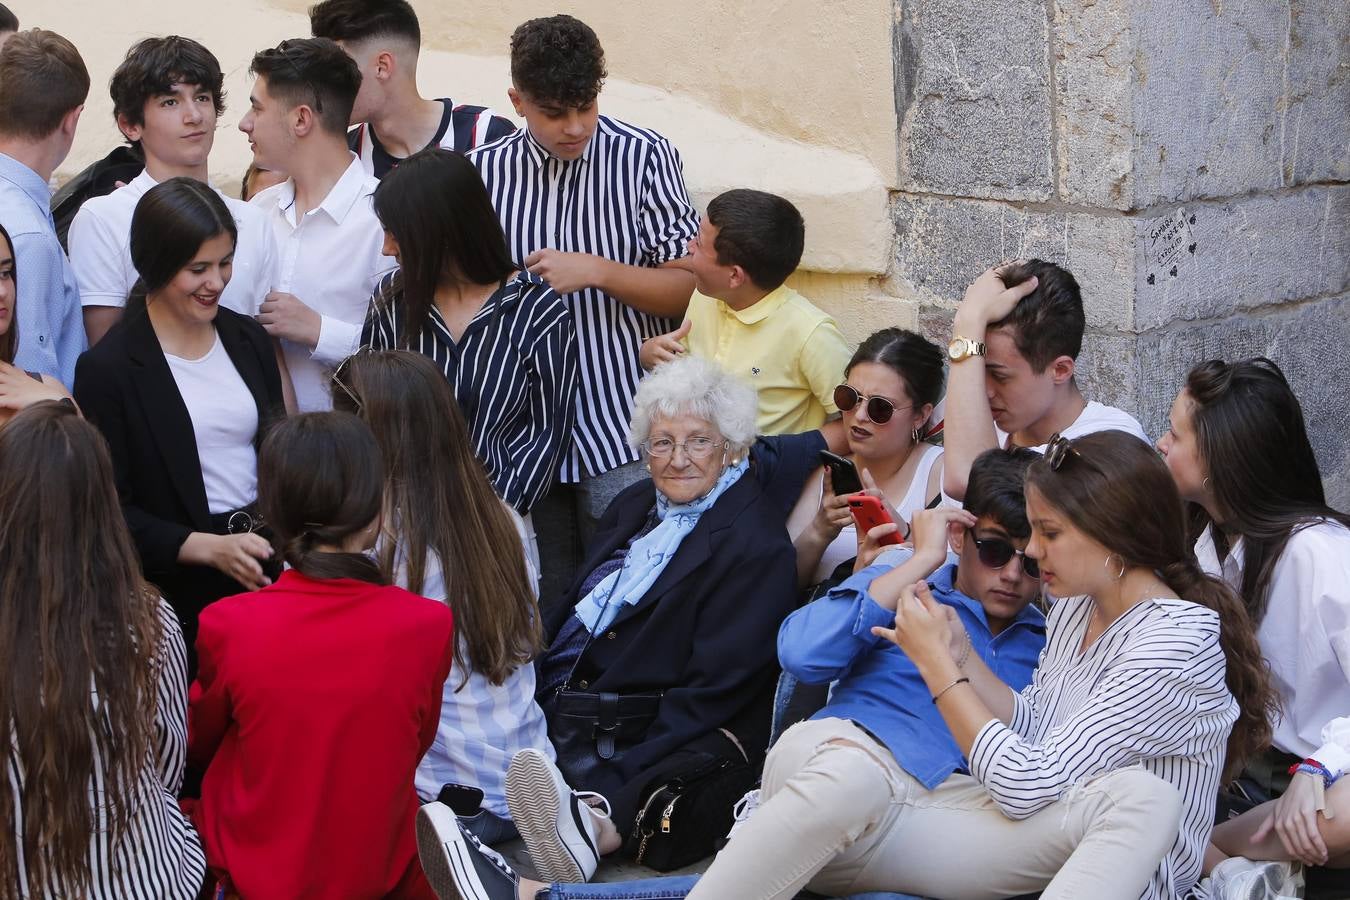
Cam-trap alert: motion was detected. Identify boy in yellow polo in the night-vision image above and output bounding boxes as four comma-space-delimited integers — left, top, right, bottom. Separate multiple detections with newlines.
641, 189, 853, 435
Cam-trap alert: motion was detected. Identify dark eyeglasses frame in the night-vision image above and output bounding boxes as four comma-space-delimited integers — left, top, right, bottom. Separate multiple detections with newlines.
969, 530, 1040, 579
268, 40, 325, 116
833, 384, 914, 425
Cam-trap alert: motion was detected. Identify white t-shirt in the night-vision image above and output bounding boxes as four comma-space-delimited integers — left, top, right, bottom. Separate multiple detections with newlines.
1195, 519, 1350, 758
249, 155, 395, 412
164, 334, 259, 514
995, 400, 1150, 452
68, 170, 276, 316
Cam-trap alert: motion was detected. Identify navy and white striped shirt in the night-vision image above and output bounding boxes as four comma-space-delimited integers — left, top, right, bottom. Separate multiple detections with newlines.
349, 97, 516, 180
9, 600, 205, 898
468, 117, 699, 481
970, 595, 1237, 900
362, 270, 579, 515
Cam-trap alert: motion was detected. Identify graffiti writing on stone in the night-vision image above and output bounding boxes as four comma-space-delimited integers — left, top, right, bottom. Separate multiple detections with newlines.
1144, 208, 1197, 286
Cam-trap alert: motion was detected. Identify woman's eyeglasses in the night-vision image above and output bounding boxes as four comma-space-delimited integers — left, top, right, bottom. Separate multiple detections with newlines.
833, 384, 913, 425
970, 532, 1040, 579
640, 437, 726, 459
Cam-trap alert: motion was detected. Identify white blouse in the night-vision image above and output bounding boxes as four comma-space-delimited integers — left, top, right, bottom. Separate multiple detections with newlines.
1195, 519, 1350, 758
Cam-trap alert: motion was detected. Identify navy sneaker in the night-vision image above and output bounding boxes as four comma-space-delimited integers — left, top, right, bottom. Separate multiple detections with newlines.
416, 801, 520, 900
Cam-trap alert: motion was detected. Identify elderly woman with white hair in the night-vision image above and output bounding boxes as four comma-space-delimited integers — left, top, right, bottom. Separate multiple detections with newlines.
416, 356, 811, 893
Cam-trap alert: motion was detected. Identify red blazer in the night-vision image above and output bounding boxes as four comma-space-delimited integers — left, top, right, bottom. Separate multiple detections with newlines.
188, 570, 454, 900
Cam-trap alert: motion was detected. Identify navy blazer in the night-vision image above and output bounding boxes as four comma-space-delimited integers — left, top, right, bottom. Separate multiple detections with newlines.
74, 308, 284, 596
541, 465, 799, 826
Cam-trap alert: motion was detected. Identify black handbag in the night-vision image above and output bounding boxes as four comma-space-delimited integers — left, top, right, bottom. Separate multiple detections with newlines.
546, 686, 663, 792
623, 750, 758, 871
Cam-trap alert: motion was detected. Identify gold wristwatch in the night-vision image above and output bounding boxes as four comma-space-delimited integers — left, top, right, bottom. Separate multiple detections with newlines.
947, 336, 986, 362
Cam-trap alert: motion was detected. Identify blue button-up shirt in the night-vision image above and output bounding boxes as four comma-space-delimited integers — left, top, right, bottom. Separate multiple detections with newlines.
777, 557, 1046, 790
0, 152, 85, 384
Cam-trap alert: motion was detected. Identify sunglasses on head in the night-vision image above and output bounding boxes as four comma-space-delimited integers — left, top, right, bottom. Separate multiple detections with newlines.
833, 384, 913, 425
969, 531, 1040, 579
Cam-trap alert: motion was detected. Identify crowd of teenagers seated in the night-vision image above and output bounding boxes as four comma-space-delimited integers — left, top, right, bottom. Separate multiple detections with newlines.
0, 2, 1347, 899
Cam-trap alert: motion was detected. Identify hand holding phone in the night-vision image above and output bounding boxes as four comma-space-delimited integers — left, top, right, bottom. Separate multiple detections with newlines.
818, 450, 863, 495
848, 494, 902, 547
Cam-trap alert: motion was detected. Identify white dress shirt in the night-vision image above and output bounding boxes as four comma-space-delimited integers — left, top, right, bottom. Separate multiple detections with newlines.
68, 169, 276, 316
249, 155, 394, 411
1195, 519, 1350, 758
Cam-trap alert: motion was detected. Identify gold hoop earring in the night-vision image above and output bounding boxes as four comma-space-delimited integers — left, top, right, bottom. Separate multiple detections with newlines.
1104, 553, 1126, 581
910, 427, 922, 443
1202, 475, 1211, 490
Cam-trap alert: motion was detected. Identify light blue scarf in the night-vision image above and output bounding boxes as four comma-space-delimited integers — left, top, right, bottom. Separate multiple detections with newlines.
574, 456, 750, 634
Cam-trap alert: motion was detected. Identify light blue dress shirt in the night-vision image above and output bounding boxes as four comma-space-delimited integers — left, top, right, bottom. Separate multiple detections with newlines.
0, 152, 85, 383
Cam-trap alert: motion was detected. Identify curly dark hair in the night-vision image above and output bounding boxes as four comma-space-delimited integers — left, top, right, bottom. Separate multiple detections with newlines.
509, 14, 606, 107
110, 37, 226, 135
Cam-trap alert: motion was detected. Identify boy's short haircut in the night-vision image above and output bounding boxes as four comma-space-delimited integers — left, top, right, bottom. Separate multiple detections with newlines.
0, 29, 89, 141
110, 37, 226, 136
989, 259, 1085, 372
250, 38, 361, 138
0, 5, 18, 33
705, 189, 805, 292
963, 447, 1039, 540
309, 0, 421, 49
510, 15, 606, 108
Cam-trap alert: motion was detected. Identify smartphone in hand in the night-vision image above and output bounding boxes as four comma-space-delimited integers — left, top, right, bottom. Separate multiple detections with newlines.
819, 450, 863, 495
847, 494, 902, 546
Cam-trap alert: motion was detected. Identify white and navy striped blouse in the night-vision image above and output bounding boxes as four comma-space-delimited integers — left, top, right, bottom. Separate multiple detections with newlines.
969, 595, 1237, 900
468, 117, 700, 481
362, 270, 579, 515
9, 600, 205, 898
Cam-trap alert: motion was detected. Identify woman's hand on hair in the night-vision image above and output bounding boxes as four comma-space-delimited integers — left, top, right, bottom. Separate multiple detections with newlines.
812, 468, 854, 541
953, 263, 1039, 333
0, 362, 73, 410
179, 532, 274, 591
1252, 771, 1330, 865
870, 579, 954, 670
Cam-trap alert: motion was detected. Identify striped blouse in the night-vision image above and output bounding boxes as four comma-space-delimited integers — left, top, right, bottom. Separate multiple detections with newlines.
362, 270, 579, 515
9, 600, 205, 898
468, 117, 700, 481
970, 595, 1237, 900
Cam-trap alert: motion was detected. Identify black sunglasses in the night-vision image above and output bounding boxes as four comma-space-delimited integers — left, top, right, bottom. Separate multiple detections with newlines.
833, 384, 913, 425
970, 531, 1040, 579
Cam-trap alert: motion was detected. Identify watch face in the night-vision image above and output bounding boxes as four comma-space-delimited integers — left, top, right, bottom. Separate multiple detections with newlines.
947, 339, 965, 361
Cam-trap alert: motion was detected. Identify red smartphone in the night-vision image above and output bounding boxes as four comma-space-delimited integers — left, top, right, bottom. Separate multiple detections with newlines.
847, 494, 902, 546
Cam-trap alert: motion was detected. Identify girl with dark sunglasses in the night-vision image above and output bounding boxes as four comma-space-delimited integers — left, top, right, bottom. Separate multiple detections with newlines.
787, 328, 946, 589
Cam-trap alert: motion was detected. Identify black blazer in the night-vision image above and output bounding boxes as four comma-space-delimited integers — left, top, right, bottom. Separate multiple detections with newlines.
541, 469, 798, 827
74, 308, 285, 584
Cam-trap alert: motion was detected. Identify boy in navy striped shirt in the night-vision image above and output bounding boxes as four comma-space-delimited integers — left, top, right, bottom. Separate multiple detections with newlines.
469, 15, 699, 600
310, 0, 514, 179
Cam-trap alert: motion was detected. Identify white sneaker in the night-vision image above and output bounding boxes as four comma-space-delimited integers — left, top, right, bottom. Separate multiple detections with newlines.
1207, 857, 1301, 900
725, 788, 761, 840
505, 748, 609, 882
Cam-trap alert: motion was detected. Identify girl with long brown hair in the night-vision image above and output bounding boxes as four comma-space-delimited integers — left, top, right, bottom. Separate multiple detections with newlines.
1, 401, 204, 898
332, 349, 545, 843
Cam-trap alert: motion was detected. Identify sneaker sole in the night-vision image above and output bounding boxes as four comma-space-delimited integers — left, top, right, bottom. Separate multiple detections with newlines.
416, 803, 489, 900
505, 751, 588, 883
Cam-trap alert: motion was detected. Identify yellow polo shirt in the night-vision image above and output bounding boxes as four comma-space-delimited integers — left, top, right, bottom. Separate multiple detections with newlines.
682, 286, 854, 435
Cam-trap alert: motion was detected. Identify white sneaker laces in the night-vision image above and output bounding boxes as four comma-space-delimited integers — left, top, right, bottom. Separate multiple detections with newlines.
726, 788, 761, 838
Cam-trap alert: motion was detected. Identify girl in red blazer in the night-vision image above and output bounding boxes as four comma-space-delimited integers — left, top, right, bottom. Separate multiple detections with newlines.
187, 411, 455, 899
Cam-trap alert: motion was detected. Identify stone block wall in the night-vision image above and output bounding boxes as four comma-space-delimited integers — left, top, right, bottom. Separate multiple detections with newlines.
888, 0, 1350, 504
